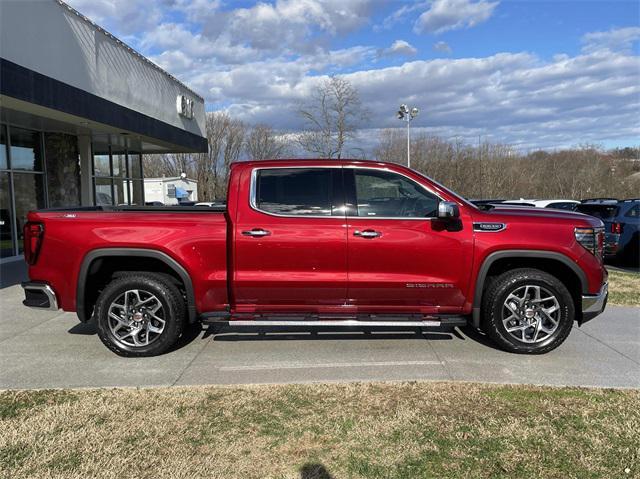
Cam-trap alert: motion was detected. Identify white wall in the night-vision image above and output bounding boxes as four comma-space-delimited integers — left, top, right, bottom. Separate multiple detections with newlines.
0, 0, 205, 138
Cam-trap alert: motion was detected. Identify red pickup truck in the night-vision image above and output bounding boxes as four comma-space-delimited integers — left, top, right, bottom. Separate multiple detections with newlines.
22, 159, 608, 356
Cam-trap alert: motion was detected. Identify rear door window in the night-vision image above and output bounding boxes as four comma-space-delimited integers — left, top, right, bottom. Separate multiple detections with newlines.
255, 168, 335, 216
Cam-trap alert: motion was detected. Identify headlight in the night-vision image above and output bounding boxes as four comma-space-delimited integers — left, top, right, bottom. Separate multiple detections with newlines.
575, 226, 604, 258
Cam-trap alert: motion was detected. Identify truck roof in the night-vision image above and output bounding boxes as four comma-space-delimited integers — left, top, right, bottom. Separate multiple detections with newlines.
232, 159, 394, 169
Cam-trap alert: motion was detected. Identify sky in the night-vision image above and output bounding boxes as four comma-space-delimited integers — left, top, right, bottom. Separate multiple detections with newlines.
65, 0, 640, 152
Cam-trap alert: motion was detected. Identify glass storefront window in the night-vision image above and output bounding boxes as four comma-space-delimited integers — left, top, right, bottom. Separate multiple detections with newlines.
91, 145, 144, 206
128, 153, 142, 179
0, 172, 14, 258
113, 178, 129, 205
112, 152, 126, 178
94, 178, 113, 206
127, 179, 144, 205
93, 151, 110, 177
13, 173, 46, 253
10, 127, 43, 171
0, 125, 7, 170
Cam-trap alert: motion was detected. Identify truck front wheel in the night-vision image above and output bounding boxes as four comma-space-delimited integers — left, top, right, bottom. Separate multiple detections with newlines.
94, 273, 186, 357
481, 268, 574, 354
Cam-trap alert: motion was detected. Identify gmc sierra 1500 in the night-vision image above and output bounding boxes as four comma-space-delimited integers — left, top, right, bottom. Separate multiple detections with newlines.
22, 159, 608, 356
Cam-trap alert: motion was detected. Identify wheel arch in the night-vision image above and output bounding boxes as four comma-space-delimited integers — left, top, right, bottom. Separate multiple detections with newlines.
76, 248, 197, 324
472, 250, 588, 328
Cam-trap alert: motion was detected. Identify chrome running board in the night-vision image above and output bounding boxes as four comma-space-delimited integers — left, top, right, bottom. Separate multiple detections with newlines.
229, 319, 442, 327
201, 315, 468, 328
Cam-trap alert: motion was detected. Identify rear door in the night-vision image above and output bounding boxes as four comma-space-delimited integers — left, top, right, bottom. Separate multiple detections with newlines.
233, 166, 348, 311
344, 167, 473, 313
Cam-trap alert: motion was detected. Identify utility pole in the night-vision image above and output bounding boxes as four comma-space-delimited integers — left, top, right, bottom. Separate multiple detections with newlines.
397, 104, 419, 168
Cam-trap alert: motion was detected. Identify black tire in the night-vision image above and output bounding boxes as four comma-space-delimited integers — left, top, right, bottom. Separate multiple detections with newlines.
95, 273, 186, 357
481, 268, 574, 354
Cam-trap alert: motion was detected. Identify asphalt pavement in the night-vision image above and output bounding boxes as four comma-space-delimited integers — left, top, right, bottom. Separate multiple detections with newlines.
1, 284, 638, 390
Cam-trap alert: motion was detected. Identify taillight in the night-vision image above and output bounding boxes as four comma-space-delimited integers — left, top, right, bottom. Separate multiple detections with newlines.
611, 222, 622, 234
23, 222, 44, 265
575, 226, 604, 258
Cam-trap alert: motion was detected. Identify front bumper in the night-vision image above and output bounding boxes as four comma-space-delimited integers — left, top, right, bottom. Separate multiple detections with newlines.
581, 282, 608, 323
21, 282, 59, 311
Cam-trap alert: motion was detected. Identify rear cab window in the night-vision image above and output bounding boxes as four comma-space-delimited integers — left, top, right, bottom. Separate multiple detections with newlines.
546, 202, 577, 211
576, 204, 619, 220
624, 204, 639, 218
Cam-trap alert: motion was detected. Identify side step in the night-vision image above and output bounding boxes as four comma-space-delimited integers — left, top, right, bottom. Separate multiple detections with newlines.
201, 314, 468, 329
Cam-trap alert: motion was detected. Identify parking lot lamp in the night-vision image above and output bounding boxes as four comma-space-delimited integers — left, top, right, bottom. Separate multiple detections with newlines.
397, 104, 419, 168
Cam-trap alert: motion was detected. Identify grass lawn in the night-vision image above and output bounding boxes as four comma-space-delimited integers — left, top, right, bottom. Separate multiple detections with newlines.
608, 269, 640, 306
1, 382, 638, 479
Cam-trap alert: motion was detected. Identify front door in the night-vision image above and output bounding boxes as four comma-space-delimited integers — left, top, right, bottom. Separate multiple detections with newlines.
344, 167, 472, 313
233, 166, 348, 312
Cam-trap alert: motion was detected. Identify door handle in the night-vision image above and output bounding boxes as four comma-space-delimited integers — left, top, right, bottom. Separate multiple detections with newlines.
242, 228, 271, 237
354, 229, 381, 238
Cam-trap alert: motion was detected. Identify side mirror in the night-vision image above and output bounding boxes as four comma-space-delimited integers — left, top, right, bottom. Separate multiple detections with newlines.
437, 201, 460, 220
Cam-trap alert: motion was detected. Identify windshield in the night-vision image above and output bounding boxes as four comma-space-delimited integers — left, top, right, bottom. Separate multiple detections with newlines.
576, 204, 619, 219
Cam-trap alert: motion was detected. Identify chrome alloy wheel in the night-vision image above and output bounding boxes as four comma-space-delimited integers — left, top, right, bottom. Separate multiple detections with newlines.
107, 289, 166, 348
502, 285, 560, 344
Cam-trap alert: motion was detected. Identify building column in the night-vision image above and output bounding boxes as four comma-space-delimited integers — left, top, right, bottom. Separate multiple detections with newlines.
78, 135, 93, 206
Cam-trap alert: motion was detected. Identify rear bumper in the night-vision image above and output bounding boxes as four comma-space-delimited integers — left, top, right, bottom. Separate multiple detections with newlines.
581, 282, 608, 323
21, 282, 59, 311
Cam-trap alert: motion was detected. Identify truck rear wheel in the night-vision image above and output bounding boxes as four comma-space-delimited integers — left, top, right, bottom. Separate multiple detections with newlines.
94, 273, 186, 357
481, 268, 574, 354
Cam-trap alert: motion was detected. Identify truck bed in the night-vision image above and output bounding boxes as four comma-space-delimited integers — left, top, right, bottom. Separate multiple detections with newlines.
26, 207, 229, 317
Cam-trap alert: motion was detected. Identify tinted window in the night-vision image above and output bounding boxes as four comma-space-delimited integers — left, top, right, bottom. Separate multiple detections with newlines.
354, 169, 438, 218
576, 204, 619, 219
546, 202, 577, 211
9, 127, 43, 171
0, 125, 7, 170
625, 205, 639, 218
256, 168, 333, 216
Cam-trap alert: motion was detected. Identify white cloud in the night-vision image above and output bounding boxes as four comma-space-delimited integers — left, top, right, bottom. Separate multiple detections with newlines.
582, 26, 640, 54
201, 0, 377, 53
182, 47, 639, 149
64, 0, 164, 36
414, 0, 499, 34
379, 40, 418, 57
433, 41, 452, 54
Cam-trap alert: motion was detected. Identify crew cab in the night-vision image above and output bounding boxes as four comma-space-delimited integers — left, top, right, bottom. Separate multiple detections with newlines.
22, 160, 608, 356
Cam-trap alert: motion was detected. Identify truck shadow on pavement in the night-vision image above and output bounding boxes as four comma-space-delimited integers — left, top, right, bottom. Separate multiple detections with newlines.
68, 320, 502, 352
202, 323, 500, 349
67, 320, 205, 353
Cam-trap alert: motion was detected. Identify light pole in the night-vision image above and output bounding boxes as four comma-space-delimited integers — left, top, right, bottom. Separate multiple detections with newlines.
397, 104, 419, 168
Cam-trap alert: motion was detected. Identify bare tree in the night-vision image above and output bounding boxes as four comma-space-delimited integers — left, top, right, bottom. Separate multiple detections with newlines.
373, 130, 639, 200
192, 112, 246, 200
142, 153, 194, 178
297, 76, 367, 159
245, 124, 289, 160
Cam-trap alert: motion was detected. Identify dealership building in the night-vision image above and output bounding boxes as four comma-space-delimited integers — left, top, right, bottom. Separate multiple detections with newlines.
0, 0, 207, 284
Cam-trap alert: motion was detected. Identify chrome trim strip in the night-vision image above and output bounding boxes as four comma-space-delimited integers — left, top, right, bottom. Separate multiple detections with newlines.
220, 320, 442, 327
249, 165, 446, 221
22, 282, 59, 311
582, 282, 608, 313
